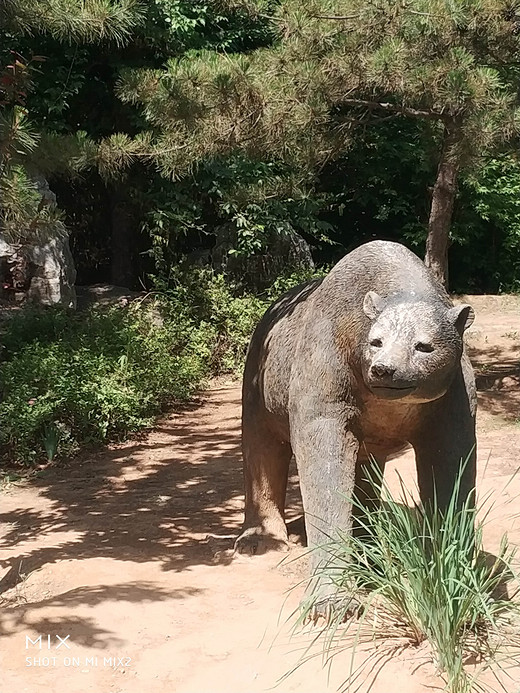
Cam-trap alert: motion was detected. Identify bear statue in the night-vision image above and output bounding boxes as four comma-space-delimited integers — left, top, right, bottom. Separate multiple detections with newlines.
235, 240, 476, 605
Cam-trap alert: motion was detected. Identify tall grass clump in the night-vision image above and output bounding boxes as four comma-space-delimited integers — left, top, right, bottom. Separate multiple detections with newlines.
300, 461, 520, 693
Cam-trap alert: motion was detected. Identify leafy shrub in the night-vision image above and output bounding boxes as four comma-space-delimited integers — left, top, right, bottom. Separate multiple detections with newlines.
0, 302, 207, 465
151, 265, 326, 373
452, 155, 520, 293
0, 266, 327, 466
190, 269, 326, 372
151, 268, 269, 373
265, 266, 327, 301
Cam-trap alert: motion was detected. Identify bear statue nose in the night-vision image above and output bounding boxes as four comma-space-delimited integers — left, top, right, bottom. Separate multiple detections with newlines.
370, 362, 396, 378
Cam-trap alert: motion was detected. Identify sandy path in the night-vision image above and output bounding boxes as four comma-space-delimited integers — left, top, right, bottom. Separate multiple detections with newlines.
0, 295, 519, 693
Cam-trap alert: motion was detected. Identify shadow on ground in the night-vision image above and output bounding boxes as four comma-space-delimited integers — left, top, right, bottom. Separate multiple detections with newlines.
0, 581, 203, 647
1, 326, 517, 649
0, 387, 303, 602
469, 341, 520, 421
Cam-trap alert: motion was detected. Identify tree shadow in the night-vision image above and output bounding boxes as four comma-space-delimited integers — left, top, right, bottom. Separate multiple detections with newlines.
471, 357, 520, 421
1, 283, 318, 601
0, 582, 198, 646
0, 387, 303, 600
466, 337, 520, 421
2, 280, 515, 650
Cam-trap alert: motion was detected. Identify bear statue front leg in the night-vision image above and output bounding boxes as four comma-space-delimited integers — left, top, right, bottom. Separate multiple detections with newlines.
290, 399, 360, 620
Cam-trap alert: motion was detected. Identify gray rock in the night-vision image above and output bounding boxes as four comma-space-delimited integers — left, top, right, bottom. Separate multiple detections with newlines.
0, 235, 76, 308
0, 172, 77, 308
211, 222, 314, 289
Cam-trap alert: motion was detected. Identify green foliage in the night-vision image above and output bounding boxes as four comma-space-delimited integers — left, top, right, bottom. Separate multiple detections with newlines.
301, 461, 520, 693
140, 154, 333, 272
0, 303, 202, 464
0, 0, 143, 45
148, 0, 276, 53
0, 269, 272, 465
265, 265, 326, 300
0, 262, 329, 466
0, 0, 143, 247
111, 0, 520, 287
452, 154, 520, 292
43, 423, 60, 462
0, 165, 67, 245
3, 0, 520, 295
151, 267, 269, 373
116, 0, 520, 174
0, 107, 40, 169
313, 119, 434, 258
0, 0, 286, 288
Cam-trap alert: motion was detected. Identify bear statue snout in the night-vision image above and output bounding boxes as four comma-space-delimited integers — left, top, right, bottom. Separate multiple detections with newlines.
370, 362, 396, 379
367, 359, 417, 398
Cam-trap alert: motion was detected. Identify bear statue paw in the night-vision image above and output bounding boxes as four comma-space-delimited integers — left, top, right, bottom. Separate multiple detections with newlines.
234, 526, 289, 556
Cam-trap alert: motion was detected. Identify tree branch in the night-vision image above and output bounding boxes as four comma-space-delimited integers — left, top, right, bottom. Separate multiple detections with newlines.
313, 9, 441, 20
312, 14, 359, 21
407, 10, 443, 17
340, 98, 449, 121
339, 113, 398, 126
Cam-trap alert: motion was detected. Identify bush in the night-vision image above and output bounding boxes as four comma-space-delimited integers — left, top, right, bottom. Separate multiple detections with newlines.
150, 265, 324, 374
154, 270, 268, 374
0, 301, 206, 465
0, 266, 327, 466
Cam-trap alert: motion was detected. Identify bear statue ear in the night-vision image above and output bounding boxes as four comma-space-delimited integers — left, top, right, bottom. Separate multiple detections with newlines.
448, 304, 475, 335
363, 291, 386, 320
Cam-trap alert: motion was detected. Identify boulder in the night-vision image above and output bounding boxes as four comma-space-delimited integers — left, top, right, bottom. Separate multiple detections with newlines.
211, 222, 314, 290
0, 235, 76, 308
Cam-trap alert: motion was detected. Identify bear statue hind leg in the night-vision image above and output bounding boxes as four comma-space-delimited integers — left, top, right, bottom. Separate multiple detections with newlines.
234, 420, 292, 556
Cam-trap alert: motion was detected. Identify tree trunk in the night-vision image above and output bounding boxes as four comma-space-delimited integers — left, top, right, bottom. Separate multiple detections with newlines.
424, 122, 462, 288
110, 184, 134, 288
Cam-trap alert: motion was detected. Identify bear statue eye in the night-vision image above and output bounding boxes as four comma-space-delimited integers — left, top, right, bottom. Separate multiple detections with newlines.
370, 338, 383, 348
415, 342, 434, 353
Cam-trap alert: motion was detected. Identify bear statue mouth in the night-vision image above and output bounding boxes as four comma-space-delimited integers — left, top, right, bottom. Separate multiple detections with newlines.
370, 384, 417, 399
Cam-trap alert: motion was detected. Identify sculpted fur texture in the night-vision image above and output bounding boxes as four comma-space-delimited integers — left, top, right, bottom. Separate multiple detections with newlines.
235, 240, 476, 599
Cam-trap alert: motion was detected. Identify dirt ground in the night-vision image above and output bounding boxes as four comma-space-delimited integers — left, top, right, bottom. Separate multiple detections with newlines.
1, 295, 519, 693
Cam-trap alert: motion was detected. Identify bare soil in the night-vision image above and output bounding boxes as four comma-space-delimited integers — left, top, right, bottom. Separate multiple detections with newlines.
1, 295, 519, 693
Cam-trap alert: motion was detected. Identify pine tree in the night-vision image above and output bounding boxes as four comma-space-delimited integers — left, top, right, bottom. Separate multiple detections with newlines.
0, 0, 141, 246
0, 0, 140, 45
117, 0, 520, 284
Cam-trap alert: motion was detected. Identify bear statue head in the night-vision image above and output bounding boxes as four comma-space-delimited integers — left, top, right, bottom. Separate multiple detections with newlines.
361, 291, 474, 403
